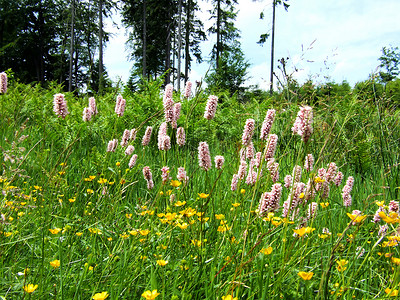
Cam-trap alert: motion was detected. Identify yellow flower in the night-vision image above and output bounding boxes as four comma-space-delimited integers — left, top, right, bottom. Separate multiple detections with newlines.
336, 259, 348, 272
98, 178, 108, 184
176, 223, 189, 230
198, 193, 209, 199
87, 189, 94, 194
240, 189, 245, 194
215, 214, 225, 220
141, 289, 160, 299
58, 171, 65, 175
174, 200, 186, 207
126, 213, 132, 219
298, 271, 314, 280
299, 192, 305, 199
222, 295, 238, 300
49, 228, 62, 234
50, 259, 60, 268
92, 291, 109, 300
232, 202, 240, 207
68, 197, 76, 203
376, 200, 385, 207
320, 202, 329, 208
346, 213, 367, 224
314, 177, 325, 183
385, 288, 399, 297
391, 257, 400, 265
260, 246, 273, 255
170, 180, 181, 187
4, 232, 12, 237
293, 227, 315, 237
76, 232, 83, 236
318, 234, 329, 239
23, 284, 38, 293
116, 162, 121, 167
84, 176, 96, 181
379, 211, 400, 224
88, 228, 102, 235
159, 191, 164, 196
191, 239, 206, 247
156, 259, 168, 266
33, 185, 42, 191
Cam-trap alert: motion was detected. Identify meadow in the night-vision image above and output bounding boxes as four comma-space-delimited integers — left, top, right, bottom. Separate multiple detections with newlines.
1, 74, 400, 299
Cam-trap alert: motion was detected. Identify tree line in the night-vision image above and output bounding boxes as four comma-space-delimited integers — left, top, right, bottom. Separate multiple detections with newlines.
0, 0, 252, 94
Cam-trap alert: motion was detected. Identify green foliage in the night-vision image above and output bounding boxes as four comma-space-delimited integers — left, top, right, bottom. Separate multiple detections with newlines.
205, 45, 250, 97
0, 76, 400, 299
378, 45, 400, 83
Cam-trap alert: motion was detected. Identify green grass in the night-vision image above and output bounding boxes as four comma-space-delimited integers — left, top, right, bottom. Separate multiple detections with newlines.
1, 79, 400, 299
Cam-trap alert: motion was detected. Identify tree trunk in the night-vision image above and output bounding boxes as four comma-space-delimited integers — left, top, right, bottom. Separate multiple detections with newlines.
69, 0, 75, 92
99, 0, 104, 94
177, 0, 182, 91
269, 0, 276, 95
142, 0, 147, 79
184, 0, 191, 83
165, 6, 171, 85
38, 0, 45, 84
216, 0, 221, 70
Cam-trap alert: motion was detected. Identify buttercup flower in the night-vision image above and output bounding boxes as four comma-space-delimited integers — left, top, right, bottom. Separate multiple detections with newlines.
260, 246, 273, 255
23, 284, 38, 293
293, 227, 315, 237
92, 291, 109, 300
142, 289, 160, 299
50, 259, 60, 268
298, 271, 314, 280
222, 295, 238, 300
156, 259, 168, 266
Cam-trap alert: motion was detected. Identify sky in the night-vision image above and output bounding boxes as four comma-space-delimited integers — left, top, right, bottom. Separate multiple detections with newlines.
104, 0, 400, 90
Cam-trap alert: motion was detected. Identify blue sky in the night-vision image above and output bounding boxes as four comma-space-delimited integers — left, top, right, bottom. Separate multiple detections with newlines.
104, 0, 400, 89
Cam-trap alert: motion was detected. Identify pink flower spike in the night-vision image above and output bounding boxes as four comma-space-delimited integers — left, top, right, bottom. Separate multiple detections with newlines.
128, 154, 138, 168
125, 145, 135, 156
88, 97, 98, 115
304, 154, 314, 172
260, 109, 276, 141
198, 141, 212, 171
107, 139, 118, 152
82, 107, 92, 121
120, 129, 131, 147
214, 155, 225, 170
231, 174, 239, 191
142, 126, 153, 146
115, 94, 126, 117
142, 166, 153, 181
177, 167, 189, 183
176, 127, 186, 146
0, 72, 8, 93
184, 81, 192, 98
53, 93, 69, 119
204, 95, 218, 120
292, 106, 313, 143
241, 119, 255, 146
161, 166, 170, 184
